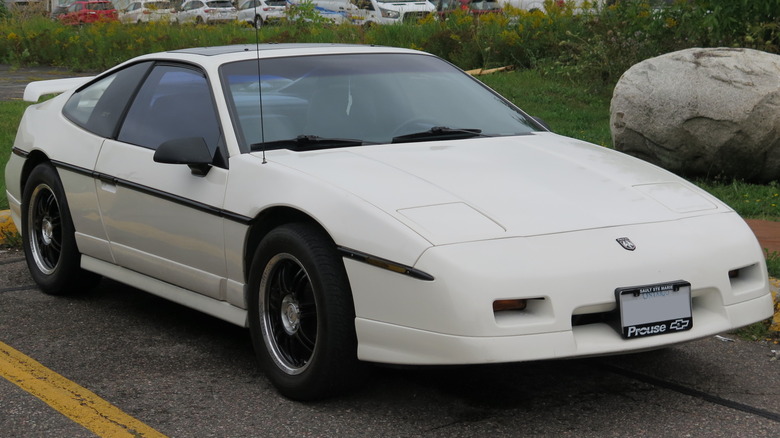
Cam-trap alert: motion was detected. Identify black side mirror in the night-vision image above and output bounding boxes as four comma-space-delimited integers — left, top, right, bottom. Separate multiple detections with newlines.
154, 137, 213, 176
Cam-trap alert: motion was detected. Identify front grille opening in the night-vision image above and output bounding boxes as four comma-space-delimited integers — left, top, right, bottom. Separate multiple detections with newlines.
571, 309, 619, 327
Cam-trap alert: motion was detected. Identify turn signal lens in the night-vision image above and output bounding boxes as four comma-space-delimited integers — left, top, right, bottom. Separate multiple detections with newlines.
493, 299, 527, 312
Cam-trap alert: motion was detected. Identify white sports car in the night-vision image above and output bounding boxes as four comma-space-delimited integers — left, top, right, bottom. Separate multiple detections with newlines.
5, 44, 774, 400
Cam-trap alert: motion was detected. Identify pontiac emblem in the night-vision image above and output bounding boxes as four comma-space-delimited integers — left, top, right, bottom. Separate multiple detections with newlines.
616, 237, 636, 251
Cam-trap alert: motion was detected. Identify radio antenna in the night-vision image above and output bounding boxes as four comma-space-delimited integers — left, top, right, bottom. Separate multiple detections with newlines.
255, 18, 266, 164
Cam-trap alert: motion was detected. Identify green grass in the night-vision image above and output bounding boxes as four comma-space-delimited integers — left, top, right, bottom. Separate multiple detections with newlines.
694, 179, 780, 221
0, 100, 32, 211
480, 69, 613, 147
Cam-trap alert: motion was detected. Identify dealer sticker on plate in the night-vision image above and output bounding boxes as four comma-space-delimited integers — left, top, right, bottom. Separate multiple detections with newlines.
616, 281, 693, 339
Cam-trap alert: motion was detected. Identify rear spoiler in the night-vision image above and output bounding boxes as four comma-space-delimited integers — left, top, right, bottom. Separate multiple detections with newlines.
23, 76, 95, 102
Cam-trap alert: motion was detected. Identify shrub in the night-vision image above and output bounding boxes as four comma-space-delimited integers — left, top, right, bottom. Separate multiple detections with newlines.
1, 0, 779, 82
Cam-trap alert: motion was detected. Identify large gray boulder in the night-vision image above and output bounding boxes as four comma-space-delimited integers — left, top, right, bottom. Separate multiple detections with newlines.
610, 47, 780, 182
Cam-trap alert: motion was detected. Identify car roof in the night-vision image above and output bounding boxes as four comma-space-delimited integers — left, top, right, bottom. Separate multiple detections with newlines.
112, 44, 428, 74
168, 44, 381, 57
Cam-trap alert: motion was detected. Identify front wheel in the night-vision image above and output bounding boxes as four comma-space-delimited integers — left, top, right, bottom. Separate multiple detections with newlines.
21, 164, 100, 295
248, 223, 364, 400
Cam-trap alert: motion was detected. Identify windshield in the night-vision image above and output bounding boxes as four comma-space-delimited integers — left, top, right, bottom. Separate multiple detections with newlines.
220, 53, 538, 152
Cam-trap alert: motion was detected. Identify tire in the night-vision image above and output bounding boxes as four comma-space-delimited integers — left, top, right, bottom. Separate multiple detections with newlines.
21, 164, 100, 295
248, 223, 364, 400
253, 15, 263, 29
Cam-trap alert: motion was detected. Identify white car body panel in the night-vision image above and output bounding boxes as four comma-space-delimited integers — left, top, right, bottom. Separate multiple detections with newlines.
355, 294, 773, 364
5, 44, 773, 374
267, 134, 727, 245
82, 255, 247, 326
223, 153, 434, 268
13, 93, 109, 258
350, 212, 771, 363
94, 139, 229, 299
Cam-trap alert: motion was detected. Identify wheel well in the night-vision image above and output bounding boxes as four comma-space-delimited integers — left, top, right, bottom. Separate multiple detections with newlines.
19, 151, 51, 195
243, 207, 332, 283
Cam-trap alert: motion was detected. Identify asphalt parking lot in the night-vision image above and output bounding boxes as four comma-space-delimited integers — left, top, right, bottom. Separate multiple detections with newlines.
0, 64, 93, 101
2, 248, 779, 437
1, 65, 779, 437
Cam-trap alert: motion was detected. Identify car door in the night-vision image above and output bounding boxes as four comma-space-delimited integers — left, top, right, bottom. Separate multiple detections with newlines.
94, 62, 229, 300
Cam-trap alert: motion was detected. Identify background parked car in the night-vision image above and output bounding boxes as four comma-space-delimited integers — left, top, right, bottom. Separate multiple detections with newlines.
119, 0, 175, 23
294, 0, 434, 25
236, 0, 287, 28
50, 1, 71, 20
58, 0, 118, 24
174, 0, 238, 23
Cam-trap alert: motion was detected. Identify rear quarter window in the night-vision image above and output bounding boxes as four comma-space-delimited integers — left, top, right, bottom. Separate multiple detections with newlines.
63, 61, 152, 138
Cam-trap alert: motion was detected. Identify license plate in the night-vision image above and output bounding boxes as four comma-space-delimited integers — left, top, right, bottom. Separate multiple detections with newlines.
616, 281, 692, 339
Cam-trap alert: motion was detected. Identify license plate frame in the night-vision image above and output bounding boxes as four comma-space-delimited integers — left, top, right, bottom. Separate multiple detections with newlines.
616, 280, 693, 339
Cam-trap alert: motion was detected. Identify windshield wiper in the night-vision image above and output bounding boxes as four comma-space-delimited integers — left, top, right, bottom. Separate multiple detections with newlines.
391, 126, 486, 144
251, 135, 371, 152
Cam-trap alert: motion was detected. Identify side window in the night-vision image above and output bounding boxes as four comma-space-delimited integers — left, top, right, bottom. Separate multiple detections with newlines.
63, 61, 152, 138
117, 64, 221, 156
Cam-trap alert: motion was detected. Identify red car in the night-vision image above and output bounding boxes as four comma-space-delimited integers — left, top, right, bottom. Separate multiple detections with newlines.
59, 1, 118, 24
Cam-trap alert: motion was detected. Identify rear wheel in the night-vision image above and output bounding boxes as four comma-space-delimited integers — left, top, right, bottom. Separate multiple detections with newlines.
22, 164, 100, 295
248, 223, 364, 400
253, 15, 263, 28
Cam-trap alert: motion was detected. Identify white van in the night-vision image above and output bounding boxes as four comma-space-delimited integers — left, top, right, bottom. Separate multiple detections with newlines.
300, 0, 434, 25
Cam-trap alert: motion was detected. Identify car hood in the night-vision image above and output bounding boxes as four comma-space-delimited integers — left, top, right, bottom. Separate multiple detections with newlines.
264, 133, 727, 245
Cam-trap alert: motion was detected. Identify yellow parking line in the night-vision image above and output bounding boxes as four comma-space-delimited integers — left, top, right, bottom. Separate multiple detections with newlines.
0, 341, 167, 438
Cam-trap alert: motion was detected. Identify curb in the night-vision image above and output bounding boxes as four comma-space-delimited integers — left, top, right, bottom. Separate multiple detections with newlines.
0, 209, 18, 245
770, 278, 780, 333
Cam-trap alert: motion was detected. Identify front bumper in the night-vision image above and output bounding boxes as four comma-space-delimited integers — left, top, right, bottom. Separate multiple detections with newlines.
347, 213, 773, 364
355, 292, 772, 364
